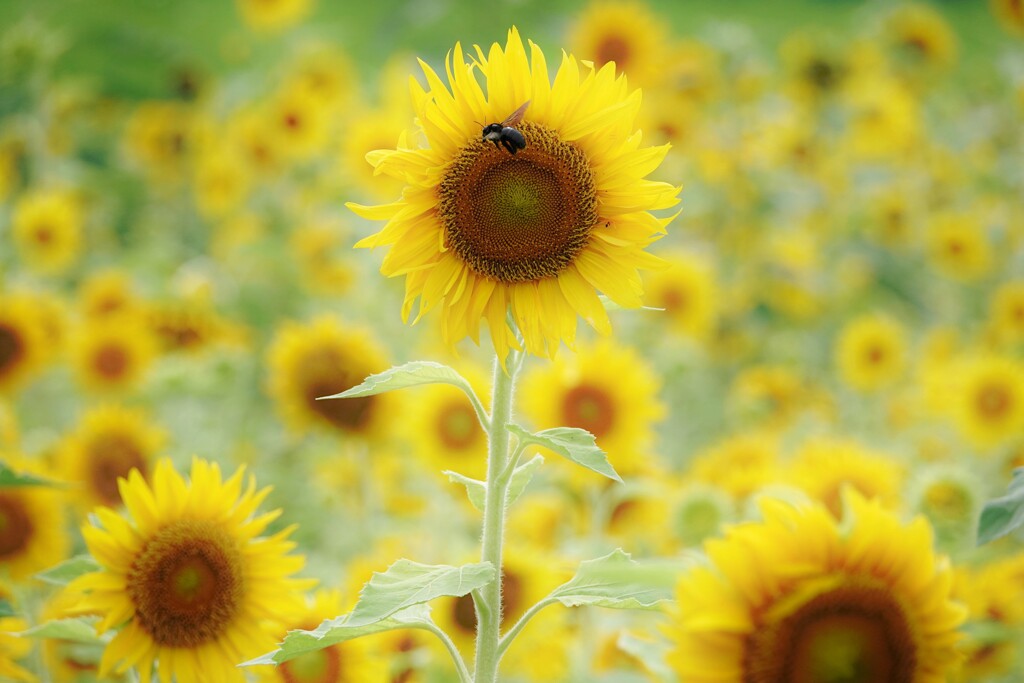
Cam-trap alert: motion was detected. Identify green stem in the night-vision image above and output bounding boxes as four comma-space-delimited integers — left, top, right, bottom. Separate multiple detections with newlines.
472, 349, 520, 683
418, 623, 473, 683
496, 597, 557, 658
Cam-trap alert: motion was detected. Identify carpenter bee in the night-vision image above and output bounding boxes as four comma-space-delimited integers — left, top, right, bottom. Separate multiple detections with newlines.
481, 100, 530, 155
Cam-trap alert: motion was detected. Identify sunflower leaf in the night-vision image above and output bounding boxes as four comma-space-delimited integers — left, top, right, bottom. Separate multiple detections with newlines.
243, 605, 434, 666
36, 555, 100, 586
0, 461, 59, 488
506, 424, 622, 483
977, 468, 1024, 545
317, 361, 474, 400
18, 618, 105, 643
443, 471, 485, 511
347, 559, 494, 628
547, 549, 676, 610
506, 454, 544, 506
0, 599, 14, 617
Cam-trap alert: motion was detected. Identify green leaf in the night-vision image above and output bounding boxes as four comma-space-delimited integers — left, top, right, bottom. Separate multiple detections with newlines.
507, 424, 621, 483
36, 555, 100, 586
506, 454, 544, 506
617, 632, 676, 682
548, 549, 676, 610
0, 461, 59, 488
443, 471, 485, 512
978, 468, 1024, 545
317, 361, 474, 400
346, 560, 494, 628
0, 598, 14, 617
18, 618, 104, 643
243, 605, 433, 666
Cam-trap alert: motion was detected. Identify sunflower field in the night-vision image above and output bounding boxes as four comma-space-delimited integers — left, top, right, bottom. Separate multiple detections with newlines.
1, 0, 1024, 681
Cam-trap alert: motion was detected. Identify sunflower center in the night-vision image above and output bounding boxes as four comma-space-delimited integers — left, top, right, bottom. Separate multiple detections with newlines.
562, 383, 616, 437
0, 324, 25, 375
280, 645, 342, 683
127, 519, 243, 648
923, 481, 971, 522
439, 122, 597, 284
0, 494, 33, 558
976, 384, 1011, 419
747, 580, 916, 683
86, 434, 148, 506
660, 286, 689, 314
595, 35, 632, 71
864, 344, 886, 365
450, 570, 523, 634
436, 401, 478, 451
298, 349, 375, 433
95, 344, 129, 379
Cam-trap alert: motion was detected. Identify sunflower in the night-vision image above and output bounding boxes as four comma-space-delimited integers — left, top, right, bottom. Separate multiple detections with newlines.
266, 84, 331, 161
59, 404, 166, 509
405, 362, 489, 482
788, 436, 904, 519
192, 143, 251, 218
926, 212, 992, 282
228, 108, 287, 179
567, 1, 670, 89
0, 581, 33, 682
147, 299, 239, 354
0, 456, 70, 580
905, 464, 982, 551
669, 481, 734, 549
340, 106, 409, 200
988, 280, 1024, 344
882, 3, 957, 78
266, 316, 393, 438
79, 269, 142, 320
953, 557, 1024, 681
519, 339, 664, 479
124, 101, 205, 184
688, 432, 781, 501
730, 365, 826, 431
780, 32, 850, 104
993, 0, 1024, 35
40, 588, 109, 681
0, 296, 47, 395
255, 589, 387, 683
290, 223, 355, 295
834, 313, 907, 392
667, 492, 965, 683
236, 0, 311, 32
70, 315, 157, 394
348, 28, 679, 361
945, 355, 1024, 449
68, 458, 310, 683
11, 188, 83, 274
643, 250, 718, 342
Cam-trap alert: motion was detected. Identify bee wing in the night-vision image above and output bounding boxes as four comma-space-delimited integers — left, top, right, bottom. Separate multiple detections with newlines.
501, 100, 531, 127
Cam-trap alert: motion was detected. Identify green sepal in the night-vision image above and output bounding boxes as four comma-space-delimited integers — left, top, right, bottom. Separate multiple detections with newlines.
977, 467, 1024, 545
507, 424, 621, 482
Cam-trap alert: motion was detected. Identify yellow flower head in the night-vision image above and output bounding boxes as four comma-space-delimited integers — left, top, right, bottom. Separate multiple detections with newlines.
70, 315, 157, 394
124, 102, 205, 184
926, 212, 993, 282
566, 0, 671, 89
519, 338, 665, 479
11, 188, 83, 274
0, 457, 70, 580
266, 316, 393, 438
69, 458, 310, 683
945, 355, 1024, 449
348, 28, 679, 361
988, 280, 1024, 345
79, 269, 142, 320
689, 431, 781, 500
255, 589, 387, 683
644, 250, 718, 342
835, 313, 908, 392
780, 32, 851, 103
0, 581, 33, 682
236, 0, 312, 32
788, 436, 905, 519
267, 84, 331, 161
59, 404, 166, 510
667, 492, 965, 683
192, 143, 251, 218
0, 296, 48, 395
882, 3, 958, 76
992, 0, 1024, 35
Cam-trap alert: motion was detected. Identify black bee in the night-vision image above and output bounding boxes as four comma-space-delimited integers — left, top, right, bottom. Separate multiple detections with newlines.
481, 100, 530, 155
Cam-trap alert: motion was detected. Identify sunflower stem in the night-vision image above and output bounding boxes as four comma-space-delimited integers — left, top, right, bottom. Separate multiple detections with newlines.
472, 347, 520, 683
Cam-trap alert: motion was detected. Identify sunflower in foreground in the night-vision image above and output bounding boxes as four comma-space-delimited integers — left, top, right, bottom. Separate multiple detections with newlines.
667, 492, 964, 683
68, 458, 310, 683
348, 28, 679, 361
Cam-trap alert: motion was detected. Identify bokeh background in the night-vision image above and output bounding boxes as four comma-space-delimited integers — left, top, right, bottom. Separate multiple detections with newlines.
1, 0, 1023, 681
